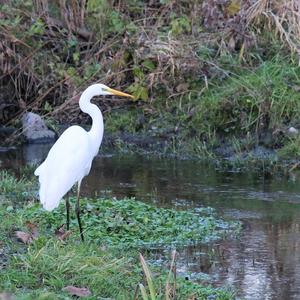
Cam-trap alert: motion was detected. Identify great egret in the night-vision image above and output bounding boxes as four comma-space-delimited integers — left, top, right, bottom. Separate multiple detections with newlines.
34, 83, 133, 241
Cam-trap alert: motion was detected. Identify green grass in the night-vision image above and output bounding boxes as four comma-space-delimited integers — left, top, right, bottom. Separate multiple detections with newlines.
0, 240, 136, 299
0, 171, 238, 299
103, 55, 300, 167
0, 170, 37, 202
179, 56, 300, 141
190, 57, 300, 137
277, 135, 300, 159
0, 237, 235, 299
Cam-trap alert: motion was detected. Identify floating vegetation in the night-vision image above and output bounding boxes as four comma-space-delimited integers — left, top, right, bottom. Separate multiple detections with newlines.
17, 197, 240, 248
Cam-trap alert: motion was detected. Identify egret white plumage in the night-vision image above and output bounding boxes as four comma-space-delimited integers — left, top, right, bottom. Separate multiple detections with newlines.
34, 83, 133, 241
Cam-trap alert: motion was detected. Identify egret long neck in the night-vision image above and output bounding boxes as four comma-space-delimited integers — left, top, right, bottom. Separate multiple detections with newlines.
79, 86, 104, 156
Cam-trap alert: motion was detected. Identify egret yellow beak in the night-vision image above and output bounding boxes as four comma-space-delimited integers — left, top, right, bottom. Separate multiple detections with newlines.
107, 87, 134, 99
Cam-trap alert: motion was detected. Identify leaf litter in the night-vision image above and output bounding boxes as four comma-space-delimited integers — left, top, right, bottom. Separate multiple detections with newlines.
15, 222, 38, 244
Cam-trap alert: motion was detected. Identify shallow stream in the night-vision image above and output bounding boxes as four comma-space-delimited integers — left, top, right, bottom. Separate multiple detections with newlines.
2, 143, 300, 300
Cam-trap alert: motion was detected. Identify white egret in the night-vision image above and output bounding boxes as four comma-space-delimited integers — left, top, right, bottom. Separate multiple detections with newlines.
34, 83, 133, 241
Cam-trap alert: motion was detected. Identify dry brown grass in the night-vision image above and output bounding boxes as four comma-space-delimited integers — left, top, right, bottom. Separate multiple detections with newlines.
246, 0, 300, 56
202, 0, 300, 60
1, 0, 300, 146
238, 0, 300, 58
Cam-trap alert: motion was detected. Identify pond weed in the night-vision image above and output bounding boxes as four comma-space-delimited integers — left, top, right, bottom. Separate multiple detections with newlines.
20, 197, 240, 248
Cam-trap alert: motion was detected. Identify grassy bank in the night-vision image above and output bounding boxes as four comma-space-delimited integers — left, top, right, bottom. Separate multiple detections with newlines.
0, 170, 239, 299
104, 55, 300, 162
1, 1, 300, 166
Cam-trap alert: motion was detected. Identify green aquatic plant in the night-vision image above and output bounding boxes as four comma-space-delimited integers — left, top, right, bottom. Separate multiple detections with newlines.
20, 197, 240, 248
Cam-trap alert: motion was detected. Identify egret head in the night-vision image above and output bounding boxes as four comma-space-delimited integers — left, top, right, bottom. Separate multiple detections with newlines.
95, 83, 134, 98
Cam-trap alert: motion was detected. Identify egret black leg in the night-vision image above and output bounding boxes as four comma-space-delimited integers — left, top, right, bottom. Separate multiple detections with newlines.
66, 197, 70, 230
76, 181, 84, 241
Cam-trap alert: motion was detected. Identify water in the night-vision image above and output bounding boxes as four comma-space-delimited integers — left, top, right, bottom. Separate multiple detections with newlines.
2, 144, 300, 300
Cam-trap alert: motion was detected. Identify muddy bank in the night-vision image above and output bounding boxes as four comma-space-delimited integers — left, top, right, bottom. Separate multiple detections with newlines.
0, 124, 281, 171
103, 132, 277, 161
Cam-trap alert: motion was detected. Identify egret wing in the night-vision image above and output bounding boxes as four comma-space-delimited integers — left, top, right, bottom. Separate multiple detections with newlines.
35, 126, 92, 211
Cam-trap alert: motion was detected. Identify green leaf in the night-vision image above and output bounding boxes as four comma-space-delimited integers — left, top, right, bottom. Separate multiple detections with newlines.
226, 0, 241, 16
170, 16, 191, 35
44, 101, 52, 112
128, 83, 149, 101
139, 284, 149, 300
73, 52, 80, 64
28, 18, 45, 35
142, 60, 156, 71
140, 254, 156, 300
109, 11, 125, 34
133, 67, 145, 80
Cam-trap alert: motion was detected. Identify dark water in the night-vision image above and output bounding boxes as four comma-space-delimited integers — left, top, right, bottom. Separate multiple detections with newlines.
2, 144, 300, 300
